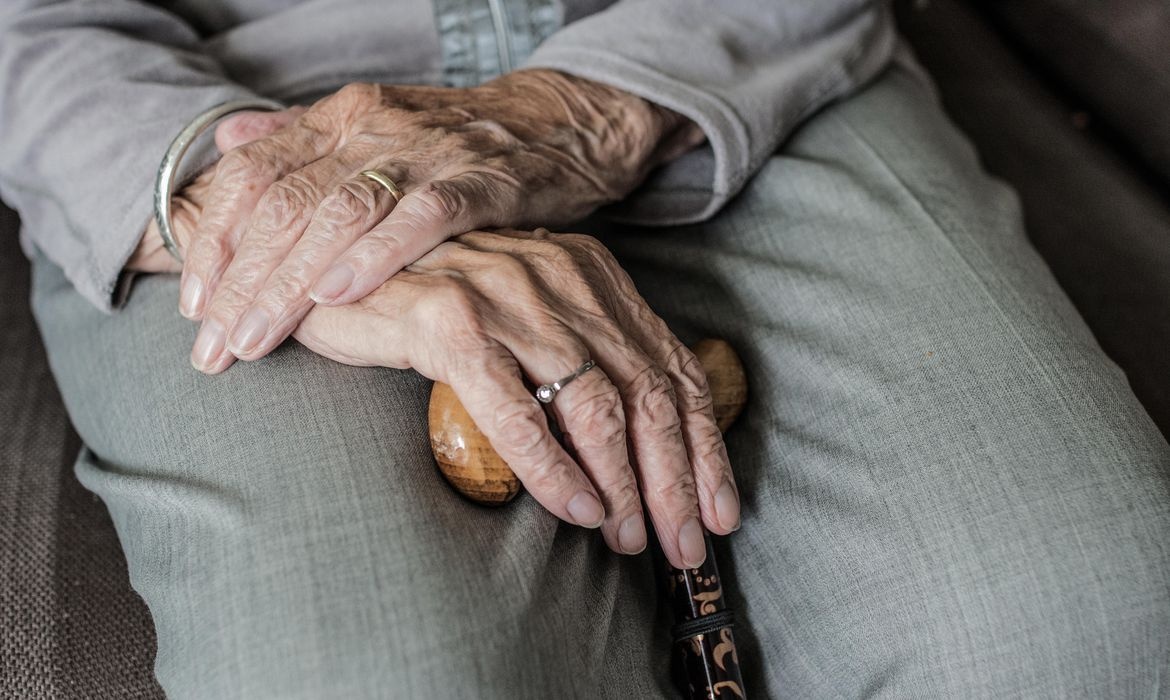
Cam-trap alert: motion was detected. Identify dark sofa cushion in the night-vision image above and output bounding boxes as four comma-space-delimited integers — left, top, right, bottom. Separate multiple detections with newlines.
0, 206, 162, 699
983, 0, 1170, 187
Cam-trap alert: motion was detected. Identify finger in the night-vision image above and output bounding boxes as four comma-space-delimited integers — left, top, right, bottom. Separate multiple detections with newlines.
310, 172, 511, 306
214, 107, 305, 153
179, 109, 342, 321
191, 149, 395, 373
499, 315, 646, 556
594, 338, 704, 569
291, 275, 421, 370
645, 334, 739, 536
452, 344, 606, 530
580, 242, 738, 536
546, 364, 646, 556
226, 165, 410, 360
454, 230, 707, 567
496, 294, 700, 568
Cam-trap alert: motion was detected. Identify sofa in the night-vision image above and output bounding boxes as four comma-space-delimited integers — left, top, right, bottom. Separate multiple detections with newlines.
2, 0, 1167, 695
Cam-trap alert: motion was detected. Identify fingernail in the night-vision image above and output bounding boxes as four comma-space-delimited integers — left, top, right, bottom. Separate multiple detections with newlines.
567, 491, 604, 528
715, 479, 742, 532
310, 264, 355, 303
180, 275, 205, 319
228, 307, 270, 355
618, 514, 647, 554
191, 320, 226, 371
678, 517, 707, 568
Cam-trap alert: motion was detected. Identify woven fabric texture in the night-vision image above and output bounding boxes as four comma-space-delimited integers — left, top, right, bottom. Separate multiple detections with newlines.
0, 205, 161, 698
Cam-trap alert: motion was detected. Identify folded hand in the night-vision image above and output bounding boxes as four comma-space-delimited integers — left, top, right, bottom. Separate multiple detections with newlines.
170, 71, 700, 374
294, 228, 740, 569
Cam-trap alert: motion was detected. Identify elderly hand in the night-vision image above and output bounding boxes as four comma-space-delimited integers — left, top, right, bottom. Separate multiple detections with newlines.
179, 70, 702, 375
291, 228, 740, 569
127, 107, 304, 273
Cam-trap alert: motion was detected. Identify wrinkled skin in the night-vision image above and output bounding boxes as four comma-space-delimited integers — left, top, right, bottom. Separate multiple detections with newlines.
127, 71, 738, 569
170, 70, 702, 376
135, 201, 739, 568
298, 228, 741, 568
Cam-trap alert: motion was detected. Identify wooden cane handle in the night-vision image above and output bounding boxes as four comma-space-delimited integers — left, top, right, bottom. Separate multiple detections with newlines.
428, 338, 747, 505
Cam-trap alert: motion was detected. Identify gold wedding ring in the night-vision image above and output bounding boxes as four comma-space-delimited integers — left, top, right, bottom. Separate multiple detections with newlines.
361, 169, 405, 203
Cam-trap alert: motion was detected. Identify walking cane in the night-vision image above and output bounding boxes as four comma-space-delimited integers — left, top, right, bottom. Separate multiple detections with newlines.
429, 339, 748, 699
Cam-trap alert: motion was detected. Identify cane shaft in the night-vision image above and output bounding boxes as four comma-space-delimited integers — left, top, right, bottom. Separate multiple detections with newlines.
667, 534, 745, 699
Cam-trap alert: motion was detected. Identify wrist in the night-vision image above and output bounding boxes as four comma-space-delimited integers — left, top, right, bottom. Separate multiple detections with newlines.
487, 69, 703, 199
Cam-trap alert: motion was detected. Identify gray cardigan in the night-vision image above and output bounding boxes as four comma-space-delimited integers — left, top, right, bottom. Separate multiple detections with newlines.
0, 0, 895, 311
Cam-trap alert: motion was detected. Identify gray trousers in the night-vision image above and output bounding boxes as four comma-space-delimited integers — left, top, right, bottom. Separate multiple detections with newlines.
32, 64, 1170, 698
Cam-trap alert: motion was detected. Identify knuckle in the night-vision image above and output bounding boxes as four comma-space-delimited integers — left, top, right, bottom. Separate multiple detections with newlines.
464, 119, 523, 149
458, 170, 517, 216
691, 426, 729, 465
188, 233, 232, 271
473, 252, 530, 292
344, 131, 387, 152
567, 389, 626, 450
218, 147, 272, 183
355, 233, 405, 269
260, 272, 311, 310
258, 178, 315, 231
524, 459, 571, 496
669, 345, 712, 408
493, 399, 551, 460
439, 128, 477, 153
410, 181, 465, 224
318, 182, 377, 226
629, 366, 679, 428
539, 240, 575, 267
418, 280, 483, 337
206, 282, 252, 319
521, 239, 577, 276
651, 469, 698, 507
604, 473, 641, 509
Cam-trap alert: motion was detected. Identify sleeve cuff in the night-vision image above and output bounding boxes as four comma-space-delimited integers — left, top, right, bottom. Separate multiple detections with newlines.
523, 45, 751, 226
94, 86, 262, 313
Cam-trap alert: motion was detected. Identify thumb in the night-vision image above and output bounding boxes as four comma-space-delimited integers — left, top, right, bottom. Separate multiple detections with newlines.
214, 106, 306, 153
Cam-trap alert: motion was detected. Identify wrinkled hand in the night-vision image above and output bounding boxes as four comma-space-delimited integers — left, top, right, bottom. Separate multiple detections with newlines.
178, 70, 702, 375
127, 107, 305, 273
129, 123, 736, 567
292, 228, 740, 569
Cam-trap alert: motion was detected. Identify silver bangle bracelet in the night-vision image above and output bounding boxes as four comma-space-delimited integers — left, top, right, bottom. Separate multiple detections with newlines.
152, 98, 285, 263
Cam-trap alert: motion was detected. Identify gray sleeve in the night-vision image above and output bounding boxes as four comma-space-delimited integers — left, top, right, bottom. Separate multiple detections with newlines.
523, 0, 897, 225
0, 2, 259, 312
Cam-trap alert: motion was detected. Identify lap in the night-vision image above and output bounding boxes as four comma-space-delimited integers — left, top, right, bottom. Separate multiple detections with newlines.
595, 63, 1170, 696
32, 62, 1170, 698
32, 265, 666, 698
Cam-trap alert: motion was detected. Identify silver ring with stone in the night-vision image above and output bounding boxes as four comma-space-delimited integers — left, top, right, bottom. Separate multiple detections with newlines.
535, 360, 597, 404
153, 97, 285, 263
